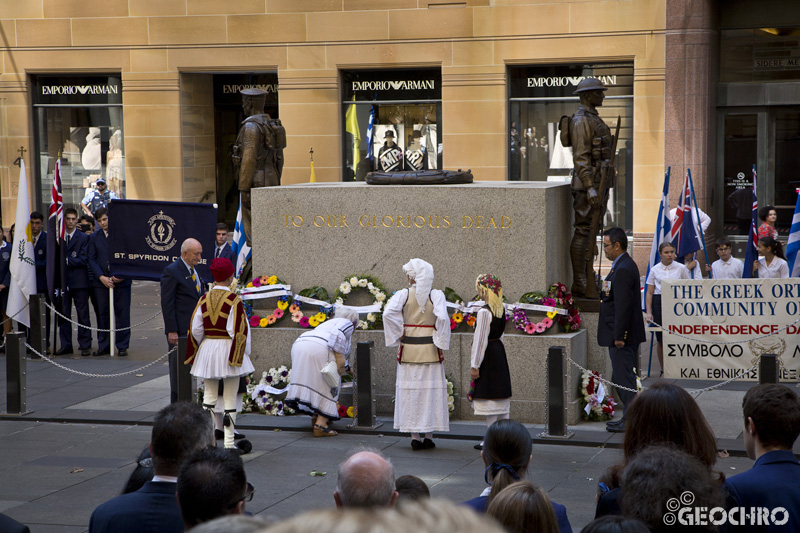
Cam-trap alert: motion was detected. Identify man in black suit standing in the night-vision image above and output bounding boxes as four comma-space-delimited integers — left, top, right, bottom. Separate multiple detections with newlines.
213, 223, 236, 264
30, 211, 50, 350
89, 208, 131, 356
598, 227, 645, 433
161, 238, 205, 403
55, 208, 92, 356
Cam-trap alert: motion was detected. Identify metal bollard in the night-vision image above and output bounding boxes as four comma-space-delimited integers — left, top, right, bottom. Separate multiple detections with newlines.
29, 294, 47, 360
540, 346, 573, 439
759, 354, 778, 384
2, 332, 33, 416
176, 336, 193, 403
350, 341, 382, 429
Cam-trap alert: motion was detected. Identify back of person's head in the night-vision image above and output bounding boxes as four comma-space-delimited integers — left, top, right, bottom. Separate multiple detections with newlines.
743, 383, 800, 450
151, 402, 214, 476
334, 306, 359, 327
623, 382, 717, 469
189, 514, 266, 533
603, 227, 628, 251
486, 480, 558, 533
122, 446, 154, 494
395, 475, 430, 504
177, 447, 248, 528
483, 419, 532, 503
335, 448, 397, 508
580, 516, 650, 533
619, 445, 724, 533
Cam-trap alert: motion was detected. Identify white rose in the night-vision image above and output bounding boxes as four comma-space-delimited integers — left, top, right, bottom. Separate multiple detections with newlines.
359, 279, 368, 287
339, 282, 351, 294
367, 282, 375, 290
335, 298, 344, 306
349, 276, 359, 286
367, 313, 376, 322
357, 320, 368, 330
375, 292, 386, 302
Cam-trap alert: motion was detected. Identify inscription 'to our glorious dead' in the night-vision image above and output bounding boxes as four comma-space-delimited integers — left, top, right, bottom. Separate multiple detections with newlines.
281, 214, 512, 229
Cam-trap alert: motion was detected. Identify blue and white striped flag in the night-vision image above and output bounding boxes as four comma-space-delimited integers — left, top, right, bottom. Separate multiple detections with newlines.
643, 168, 672, 308
230, 194, 251, 276
787, 193, 800, 277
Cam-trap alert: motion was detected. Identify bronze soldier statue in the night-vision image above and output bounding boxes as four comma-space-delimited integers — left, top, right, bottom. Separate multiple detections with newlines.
232, 88, 286, 245
564, 78, 617, 298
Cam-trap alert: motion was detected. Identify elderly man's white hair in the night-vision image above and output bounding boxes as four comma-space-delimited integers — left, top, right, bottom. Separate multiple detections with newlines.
402, 259, 434, 313
335, 306, 360, 326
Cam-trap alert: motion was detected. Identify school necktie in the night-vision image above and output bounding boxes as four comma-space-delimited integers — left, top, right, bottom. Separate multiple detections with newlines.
215, 247, 220, 259
66, 234, 71, 246
190, 267, 200, 294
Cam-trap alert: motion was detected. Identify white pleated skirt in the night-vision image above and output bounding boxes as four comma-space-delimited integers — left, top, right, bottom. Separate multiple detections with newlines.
284, 339, 340, 420
190, 338, 254, 380
472, 398, 510, 416
394, 362, 449, 433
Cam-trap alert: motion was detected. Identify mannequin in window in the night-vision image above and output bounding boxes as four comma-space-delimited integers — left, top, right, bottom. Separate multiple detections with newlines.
405, 130, 426, 172
378, 129, 403, 172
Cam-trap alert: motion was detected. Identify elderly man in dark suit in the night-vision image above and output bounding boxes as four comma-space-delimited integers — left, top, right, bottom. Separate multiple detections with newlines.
89, 402, 214, 533
213, 223, 236, 263
598, 227, 645, 434
89, 208, 131, 356
161, 238, 205, 403
55, 208, 92, 356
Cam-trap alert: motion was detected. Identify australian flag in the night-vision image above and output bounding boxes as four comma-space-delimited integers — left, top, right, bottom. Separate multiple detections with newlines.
670, 170, 702, 259
46, 159, 66, 303
743, 165, 759, 279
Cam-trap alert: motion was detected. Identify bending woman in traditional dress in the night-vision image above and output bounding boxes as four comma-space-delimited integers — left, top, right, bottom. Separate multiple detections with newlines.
284, 307, 359, 437
185, 258, 255, 451
470, 274, 512, 450
383, 258, 451, 450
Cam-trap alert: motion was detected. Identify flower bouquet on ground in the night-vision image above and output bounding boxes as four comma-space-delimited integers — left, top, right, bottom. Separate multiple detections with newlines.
446, 375, 458, 417
580, 370, 616, 421
245, 366, 295, 416
334, 274, 388, 330
291, 286, 334, 329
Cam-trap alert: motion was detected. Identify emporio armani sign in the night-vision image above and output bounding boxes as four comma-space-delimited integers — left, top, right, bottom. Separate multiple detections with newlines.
352, 80, 436, 91
222, 84, 278, 94
526, 75, 617, 88
41, 85, 119, 95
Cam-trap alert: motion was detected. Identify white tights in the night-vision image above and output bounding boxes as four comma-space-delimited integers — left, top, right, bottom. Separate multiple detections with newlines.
203, 377, 239, 448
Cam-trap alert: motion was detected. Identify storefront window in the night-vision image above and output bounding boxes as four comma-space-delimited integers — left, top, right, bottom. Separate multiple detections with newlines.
720, 28, 800, 83
32, 75, 124, 212
508, 64, 634, 230
341, 69, 441, 181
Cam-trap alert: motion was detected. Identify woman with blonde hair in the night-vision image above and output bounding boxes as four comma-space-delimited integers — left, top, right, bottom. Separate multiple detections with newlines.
486, 481, 559, 533
470, 274, 511, 449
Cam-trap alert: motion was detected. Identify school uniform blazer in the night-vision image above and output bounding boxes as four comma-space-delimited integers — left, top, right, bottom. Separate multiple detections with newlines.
88, 481, 183, 533
63, 230, 90, 290
0, 242, 11, 288
597, 252, 646, 347
33, 232, 47, 293
89, 231, 131, 289
160, 259, 205, 337
215, 242, 236, 263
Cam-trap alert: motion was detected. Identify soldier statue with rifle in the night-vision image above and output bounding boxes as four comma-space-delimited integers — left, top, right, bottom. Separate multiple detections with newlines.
561, 78, 619, 298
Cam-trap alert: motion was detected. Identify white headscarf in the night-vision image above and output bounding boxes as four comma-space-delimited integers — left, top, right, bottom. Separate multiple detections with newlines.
402, 258, 434, 313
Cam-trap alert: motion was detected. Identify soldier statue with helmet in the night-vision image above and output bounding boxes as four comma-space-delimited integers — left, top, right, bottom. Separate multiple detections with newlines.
560, 77, 619, 298
232, 88, 286, 246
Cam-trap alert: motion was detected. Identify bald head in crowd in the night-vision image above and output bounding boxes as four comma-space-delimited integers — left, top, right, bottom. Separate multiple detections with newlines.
334, 450, 398, 509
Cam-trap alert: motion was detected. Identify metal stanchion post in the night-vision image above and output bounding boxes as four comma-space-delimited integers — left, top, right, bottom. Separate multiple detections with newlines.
177, 336, 193, 402
350, 341, 382, 430
1, 331, 33, 416
540, 346, 573, 440
759, 353, 778, 384
29, 294, 47, 360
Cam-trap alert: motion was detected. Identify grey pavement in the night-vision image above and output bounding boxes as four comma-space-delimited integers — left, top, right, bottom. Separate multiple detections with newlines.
0, 281, 790, 532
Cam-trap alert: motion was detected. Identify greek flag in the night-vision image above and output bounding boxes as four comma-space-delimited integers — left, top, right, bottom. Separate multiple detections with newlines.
643, 168, 671, 308
231, 194, 251, 275
787, 192, 800, 277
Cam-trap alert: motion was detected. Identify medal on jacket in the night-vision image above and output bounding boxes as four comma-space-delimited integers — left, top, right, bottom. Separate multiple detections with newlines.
602, 280, 611, 296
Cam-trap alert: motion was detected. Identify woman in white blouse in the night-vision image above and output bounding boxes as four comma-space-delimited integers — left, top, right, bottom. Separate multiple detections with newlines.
754, 236, 789, 279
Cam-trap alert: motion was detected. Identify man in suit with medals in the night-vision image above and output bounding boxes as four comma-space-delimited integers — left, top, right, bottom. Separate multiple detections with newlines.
55, 208, 92, 356
598, 227, 645, 433
161, 238, 205, 403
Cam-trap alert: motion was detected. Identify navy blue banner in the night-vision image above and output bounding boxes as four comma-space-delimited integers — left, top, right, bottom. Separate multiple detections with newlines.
108, 200, 217, 282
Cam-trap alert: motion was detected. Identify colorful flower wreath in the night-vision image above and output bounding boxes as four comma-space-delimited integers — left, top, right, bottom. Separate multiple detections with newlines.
243, 275, 291, 328
444, 287, 479, 331
290, 286, 334, 329
334, 274, 388, 330
244, 367, 296, 416
512, 282, 581, 335
580, 370, 616, 421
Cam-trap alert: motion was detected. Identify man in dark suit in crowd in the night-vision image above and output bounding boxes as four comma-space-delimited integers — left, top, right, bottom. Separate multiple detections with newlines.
89, 208, 131, 356
55, 208, 92, 356
598, 227, 645, 433
213, 223, 236, 264
30, 211, 51, 351
161, 238, 205, 403
725, 384, 800, 532
89, 402, 214, 533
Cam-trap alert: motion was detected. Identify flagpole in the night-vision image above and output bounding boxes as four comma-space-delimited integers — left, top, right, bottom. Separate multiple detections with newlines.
109, 286, 116, 357
687, 169, 712, 279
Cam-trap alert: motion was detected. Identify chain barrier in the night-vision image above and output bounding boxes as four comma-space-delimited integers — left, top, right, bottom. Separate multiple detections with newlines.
44, 301, 162, 332
646, 317, 800, 345
0, 302, 30, 328
26, 342, 174, 378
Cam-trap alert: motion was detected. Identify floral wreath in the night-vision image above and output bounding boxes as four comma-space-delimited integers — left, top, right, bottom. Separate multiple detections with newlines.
444, 287, 478, 331
580, 370, 616, 421
290, 286, 334, 329
243, 275, 291, 328
245, 368, 296, 416
512, 282, 581, 335
334, 274, 388, 330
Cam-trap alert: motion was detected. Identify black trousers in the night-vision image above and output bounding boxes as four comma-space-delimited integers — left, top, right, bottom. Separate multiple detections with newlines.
609, 344, 639, 415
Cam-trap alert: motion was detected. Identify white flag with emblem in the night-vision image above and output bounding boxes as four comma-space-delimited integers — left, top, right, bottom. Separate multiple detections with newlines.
8, 160, 37, 328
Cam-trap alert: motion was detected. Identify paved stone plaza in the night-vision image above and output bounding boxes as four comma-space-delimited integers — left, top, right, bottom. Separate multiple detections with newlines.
0, 281, 785, 532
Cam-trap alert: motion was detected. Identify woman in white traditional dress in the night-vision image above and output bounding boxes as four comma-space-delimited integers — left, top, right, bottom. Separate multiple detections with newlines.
186, 258, 255, 451
284, 307, 359, 437
383, 258, 451, 450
